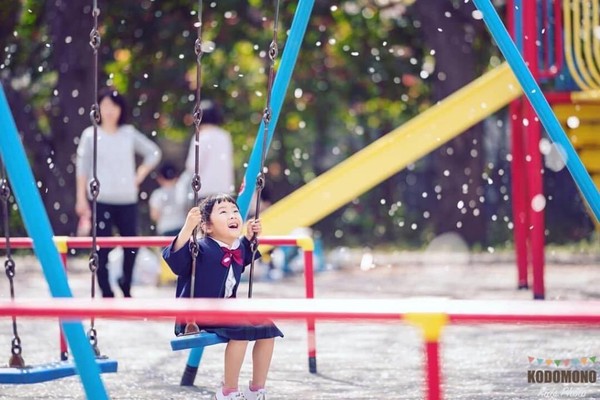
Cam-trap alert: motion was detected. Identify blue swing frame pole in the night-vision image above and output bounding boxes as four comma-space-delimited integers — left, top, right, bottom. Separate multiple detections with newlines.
0, 85, 109, 400
183, 0, 315, 380
237, 0, 315, 218
472, 0, 600, 222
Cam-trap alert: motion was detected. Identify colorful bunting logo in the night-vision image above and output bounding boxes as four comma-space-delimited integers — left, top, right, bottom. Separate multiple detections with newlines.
527, 356, 600, 368
527, 355, 599, 384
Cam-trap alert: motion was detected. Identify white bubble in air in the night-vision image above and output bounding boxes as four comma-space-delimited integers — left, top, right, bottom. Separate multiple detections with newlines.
531, 194, 546, 212
566, 116, 580, 129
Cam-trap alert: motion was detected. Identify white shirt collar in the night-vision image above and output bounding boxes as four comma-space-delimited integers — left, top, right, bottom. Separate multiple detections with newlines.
209, 236, 240, 250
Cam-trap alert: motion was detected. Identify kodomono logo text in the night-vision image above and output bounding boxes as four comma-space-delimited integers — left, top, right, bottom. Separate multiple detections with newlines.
527, 356, 598, 384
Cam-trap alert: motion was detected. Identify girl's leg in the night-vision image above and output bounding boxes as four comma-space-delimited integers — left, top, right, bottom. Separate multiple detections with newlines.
251, 338, 275, 388
223, 340, 249, 390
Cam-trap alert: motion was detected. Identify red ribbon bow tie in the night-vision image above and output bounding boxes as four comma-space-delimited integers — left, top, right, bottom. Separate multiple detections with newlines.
221, 247, 243, 267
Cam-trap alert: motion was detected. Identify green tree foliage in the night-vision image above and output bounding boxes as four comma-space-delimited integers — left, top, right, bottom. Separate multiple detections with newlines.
0, 0, 593, 247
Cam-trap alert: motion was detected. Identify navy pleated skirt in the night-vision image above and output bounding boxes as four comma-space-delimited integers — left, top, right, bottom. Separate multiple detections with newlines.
175, 320, 283, 340
205, 321, 283, 341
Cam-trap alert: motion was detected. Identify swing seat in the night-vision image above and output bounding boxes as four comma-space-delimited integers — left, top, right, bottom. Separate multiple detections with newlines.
170, 331, 229, 351
0, 358, 118, 384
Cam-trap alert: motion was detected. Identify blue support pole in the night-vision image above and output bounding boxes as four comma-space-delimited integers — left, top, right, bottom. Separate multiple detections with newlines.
184, 0, 315, 376
237, 0, 315, 218
0, 85, 108, 400
472, 0, 600, 222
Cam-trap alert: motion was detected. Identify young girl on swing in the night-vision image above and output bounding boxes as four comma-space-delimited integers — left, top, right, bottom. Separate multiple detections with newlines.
162, 194, 282, 400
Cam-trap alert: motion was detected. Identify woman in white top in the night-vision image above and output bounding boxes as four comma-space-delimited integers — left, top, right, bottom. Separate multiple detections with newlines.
76, 88, 161, 297
180, 100, 235, 208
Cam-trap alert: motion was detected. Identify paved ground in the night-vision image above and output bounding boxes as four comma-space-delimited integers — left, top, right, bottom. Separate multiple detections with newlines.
0, 247, 599, 399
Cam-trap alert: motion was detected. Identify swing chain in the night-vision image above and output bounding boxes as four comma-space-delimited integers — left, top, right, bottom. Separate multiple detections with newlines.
87, 328, 101, 357
191, 0, 204, 208
188, 0, 204, 307
188, 238, 199, 260
9, 338, 24, 368
248, 0, 281, 298
250, 171, 265, 254
0, 177, 10, 203
4, 258, 15, 279
184, 230, 200, 335
89, 104, 101, 127
1, 167, 25, 368
191, 173, 202, 196
253, 0, 280, 223
268, 39, 278, 61
89, 7, 101, 52
87, 0, 102, 349
178, 0, 201, 342
193, 104, 204, 130
262, 107, 272, 125
10, 337, 22, 356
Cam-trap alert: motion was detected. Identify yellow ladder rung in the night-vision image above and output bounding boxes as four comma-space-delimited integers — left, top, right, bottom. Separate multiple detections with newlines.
568, 125, 600, 148
553, 104, 600, 123
580, 149, 600, 172
593, 174, 600, 189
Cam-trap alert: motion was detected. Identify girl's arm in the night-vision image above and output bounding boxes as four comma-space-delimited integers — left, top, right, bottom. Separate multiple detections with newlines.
244, 218, 262, 241
241, 218, 262, 267
162, 207, 203, 276
173, 207, 201, 251
162, 239, 200, 276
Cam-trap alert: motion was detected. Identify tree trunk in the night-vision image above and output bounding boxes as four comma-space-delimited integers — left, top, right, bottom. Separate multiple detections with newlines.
410, 1, 487, 246
44, 1, 96, 234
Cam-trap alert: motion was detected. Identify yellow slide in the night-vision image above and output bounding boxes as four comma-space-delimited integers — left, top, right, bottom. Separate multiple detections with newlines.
262, 63, 522, 235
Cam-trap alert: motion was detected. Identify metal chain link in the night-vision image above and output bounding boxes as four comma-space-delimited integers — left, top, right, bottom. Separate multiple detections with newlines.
87, 0, 102, 355
0, 162, 25, 368
248, 0, 281, 298
184, 0, 204, 335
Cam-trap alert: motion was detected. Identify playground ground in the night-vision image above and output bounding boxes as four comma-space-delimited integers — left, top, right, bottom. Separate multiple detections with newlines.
0, 247, 599, 399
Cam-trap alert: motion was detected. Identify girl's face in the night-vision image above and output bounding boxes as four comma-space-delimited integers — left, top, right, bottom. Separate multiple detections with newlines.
99, 96, 122, 127
203, 200, 243, 245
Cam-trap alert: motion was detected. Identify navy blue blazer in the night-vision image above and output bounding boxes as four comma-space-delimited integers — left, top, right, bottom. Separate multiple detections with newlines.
163, 235, 259, 300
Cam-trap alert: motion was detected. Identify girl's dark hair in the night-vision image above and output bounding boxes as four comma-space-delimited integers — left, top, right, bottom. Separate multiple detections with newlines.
98, 87, 128, 126
199, 99, 224, 125
198, 194, 238, 234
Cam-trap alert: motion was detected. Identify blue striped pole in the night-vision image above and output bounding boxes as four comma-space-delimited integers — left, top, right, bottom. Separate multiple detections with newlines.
0, 85, 108, 399
237, 0, 315, 218
472, 0, 600, 222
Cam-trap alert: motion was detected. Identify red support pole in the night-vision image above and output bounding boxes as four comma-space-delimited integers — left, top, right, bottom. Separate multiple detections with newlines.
425, 341, 442, 400
523, 102, 546, 300
506, 0, 530, 289
56, 238, 69, 360
523, 0, 546, 300
406, 313, 447, 400
303, 247, 317, 373
510, 100, 530, 289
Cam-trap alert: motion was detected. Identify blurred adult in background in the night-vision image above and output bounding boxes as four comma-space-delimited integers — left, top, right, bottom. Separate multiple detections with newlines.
180, 99, 235, 207
76, 87, 162, 297
149, 161, 186, 237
